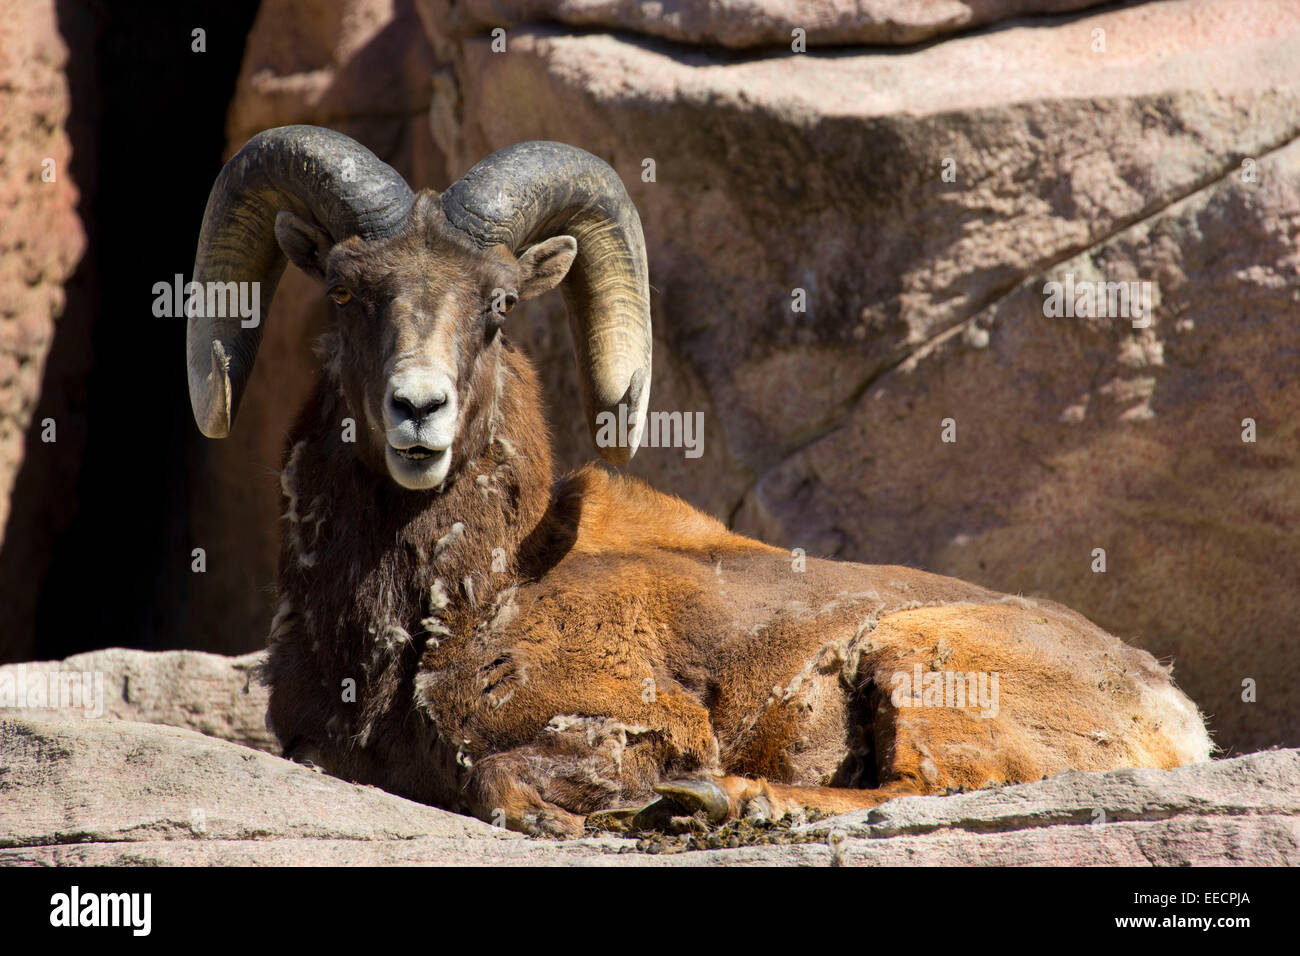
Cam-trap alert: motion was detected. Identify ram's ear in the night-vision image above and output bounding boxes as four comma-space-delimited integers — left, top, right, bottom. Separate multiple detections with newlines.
274, 211, 334, 282
517, 235, 577, 300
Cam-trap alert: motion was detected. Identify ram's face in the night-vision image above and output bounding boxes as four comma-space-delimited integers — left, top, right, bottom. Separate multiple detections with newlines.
275, 192, 577, 491
321, 210, 520, 492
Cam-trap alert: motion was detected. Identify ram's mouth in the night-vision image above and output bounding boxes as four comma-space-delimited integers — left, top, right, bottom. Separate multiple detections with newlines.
391, 444, 446, 463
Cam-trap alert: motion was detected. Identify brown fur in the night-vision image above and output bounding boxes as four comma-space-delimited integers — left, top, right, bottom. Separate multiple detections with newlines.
262, 192, 1212, 837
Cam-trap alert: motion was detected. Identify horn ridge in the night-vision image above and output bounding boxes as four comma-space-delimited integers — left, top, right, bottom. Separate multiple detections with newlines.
441, 141, 652, 463
187, 125, 414, 437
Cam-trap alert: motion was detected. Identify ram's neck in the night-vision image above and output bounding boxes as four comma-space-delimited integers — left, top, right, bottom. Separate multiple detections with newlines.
272, 338, 555, 742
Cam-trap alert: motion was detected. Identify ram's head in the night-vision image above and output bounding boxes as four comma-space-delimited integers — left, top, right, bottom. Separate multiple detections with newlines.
187, 126, 652, 490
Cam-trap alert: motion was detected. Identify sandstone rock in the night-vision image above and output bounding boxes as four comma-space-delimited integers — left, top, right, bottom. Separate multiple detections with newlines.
0, 649, 274, 753
803, 749, 1300, 865
442, 0, 1109, 49
227, 0, 442, 145
0, 717, 503, 848
0, 0, 89, 661
739, 134, 1300, 756
817, 815, 1300, 866
815, 749, 1300, 835
2, 717, 1294, 865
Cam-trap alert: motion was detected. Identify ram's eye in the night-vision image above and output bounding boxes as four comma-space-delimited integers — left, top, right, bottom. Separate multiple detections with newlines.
329, 286, 352, 306
491, 289, 519, 315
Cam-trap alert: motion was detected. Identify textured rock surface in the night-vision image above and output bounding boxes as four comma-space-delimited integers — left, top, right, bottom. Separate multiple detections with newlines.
740, 136, 1300, 760
194, 0, 1300, 755
799, 749, 1300, 865
0, 718, 501, 848
2, 717, 1295, 865
0, 649, 273, 753
0, 0, 83, 534
441, 0, 1110, 48
0, 0, 89, 661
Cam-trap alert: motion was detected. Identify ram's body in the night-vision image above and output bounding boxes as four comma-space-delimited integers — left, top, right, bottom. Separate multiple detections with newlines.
190, 127, 1211, 837
264, 339, 1209, 837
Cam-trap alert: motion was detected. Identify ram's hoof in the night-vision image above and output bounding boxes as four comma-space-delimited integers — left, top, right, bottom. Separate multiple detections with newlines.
628, 799, 708, 835
652, 777, 731, 825
586, 778, 734, 834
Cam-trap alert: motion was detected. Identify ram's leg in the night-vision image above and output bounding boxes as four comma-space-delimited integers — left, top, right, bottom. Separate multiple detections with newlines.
464, 696, 719, 837
464, 748, 590, 838
635, 698, 948, 826
645, 616, 1051, 828
628, 625, 992, 829
645, 775, 921, 827
626, 688, 930, 829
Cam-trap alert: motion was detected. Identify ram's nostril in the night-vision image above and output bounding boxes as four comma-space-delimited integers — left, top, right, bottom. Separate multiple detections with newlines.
390, 388, 448, 422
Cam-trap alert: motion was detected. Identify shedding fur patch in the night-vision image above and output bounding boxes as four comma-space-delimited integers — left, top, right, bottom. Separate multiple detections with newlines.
1135, 677, 1215, 765
280, 442, 306, 520
732, 605, 886, 748
486, 586, 520, 633
435, 522, 465, 558
280, 441, 319, 567
380, 624, 411, 650
315, 329, 344, 385
420, 617, 452, 643
544, 715, 652, 776
267, 597, 296, 645
420, 581, 452, 645
486, 358, 508, 444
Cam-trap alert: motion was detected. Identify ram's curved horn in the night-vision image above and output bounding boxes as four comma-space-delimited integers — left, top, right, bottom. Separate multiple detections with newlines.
440, 142, 652, 464
188, 125, 414, 438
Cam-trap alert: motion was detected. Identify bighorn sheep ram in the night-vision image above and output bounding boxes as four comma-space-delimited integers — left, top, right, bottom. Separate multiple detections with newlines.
188, 126, 1212, 836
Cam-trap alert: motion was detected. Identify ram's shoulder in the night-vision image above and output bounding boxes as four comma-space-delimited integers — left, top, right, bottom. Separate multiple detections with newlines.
557, 464, 777, 558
